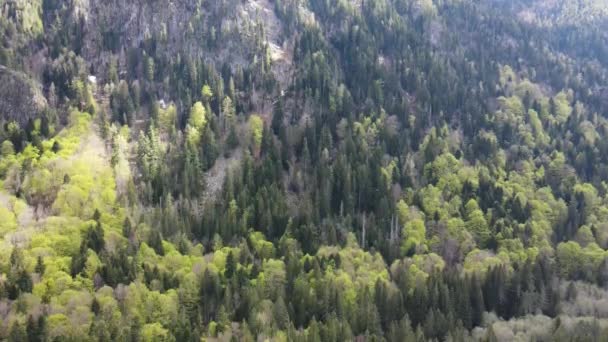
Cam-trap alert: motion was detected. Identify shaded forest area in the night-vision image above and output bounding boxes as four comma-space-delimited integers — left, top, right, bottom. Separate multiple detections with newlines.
1, 0, 608, 340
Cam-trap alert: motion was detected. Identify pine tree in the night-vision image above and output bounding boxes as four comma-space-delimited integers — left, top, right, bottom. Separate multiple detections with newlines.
85, 222, 105, 253
148, 229, 165, 256
470, 275, 484, 327
26, 315, 46, 342
91, 297, 101, 316
225, 251, 236, 279
9, 321, 27, 341
35, 256, 45, 275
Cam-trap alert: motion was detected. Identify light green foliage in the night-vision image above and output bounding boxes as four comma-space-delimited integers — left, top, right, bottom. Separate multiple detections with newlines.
355, 116, 381, 149
137, 242, 162, 263
3, 0, 43, 36
499, 65, 517, 93
401, 219, 427, 256
527, 109, 547, 146
47, 314, 76, 340
158, 103, 177, 132
2, 1, 608, 338
0, 112, 139, 336
30, 216, 88, 256
413, 252, 444, 272
424, 152, 460, 183
390, 253, 444, 293
125, 283, 178, 327
249, 231, 276, 259
465, 199, 491, 247
425, 152, 468, 196
189, 101, 207, 130
110, 125, 132, 196
52, 158, 117, 219
249, 114, 264, 151
57, 111, 94, 157
556, 241, 607, 279
498, 96, 525, 118
0, 204, 18, 237
447, 217, 475, 254
141, 323, 172, 341
51, 290, 94, 326
250, 299, 275, 335
553, 91, 572, 123
1, 110, 119, 236
201, 84, 214, 103
84, 250, 102, 278
209, 247, 235, 273
92, 288, 123, 331
186, 102, 207, 146
514, 79, 542, 101
162, 249, 199, 276
138, 125, 164, 181
1, 140, 15, 157
396, 203, 430, 252
463, 249, 510, 275
22, 167, 61, 208
222, 96, 236, 128
574, 183, 598, 222
419, 185, 447, 219
556, 241, 583, 278
579, 120, 599, 145
318, 234, 389, 292
185, 124, 201, 147
381, 159, 398, 190
258, 259, 286, 300
545, 152, 576, 193
575, 226, 595, 247
396, 200, 413, 226
498, 239, 538, 265
34, 269, 75, 299
178, 273, 199, 319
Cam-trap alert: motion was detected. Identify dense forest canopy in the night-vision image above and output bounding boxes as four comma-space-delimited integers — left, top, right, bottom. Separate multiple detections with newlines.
1, 0, 608, 340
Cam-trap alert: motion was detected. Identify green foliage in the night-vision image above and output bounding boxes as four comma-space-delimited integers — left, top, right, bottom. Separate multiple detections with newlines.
553, 91, 572, 124
1, 0, 608, 339
465, 199, 491, 247
556, 241, 607, 281
201, 84, 214, 103
0, 205, 18, 237
158, 103, 177, 133
186, 102, 207, 146
401, 219, 427, 256
249, 114, 264, 152
188, 102, 207, 130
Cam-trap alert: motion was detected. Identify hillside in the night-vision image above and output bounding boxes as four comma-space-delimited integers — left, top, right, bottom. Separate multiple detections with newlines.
1, 0, 608, 340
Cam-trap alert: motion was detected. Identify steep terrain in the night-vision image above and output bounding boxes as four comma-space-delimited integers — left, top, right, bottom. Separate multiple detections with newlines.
0, 65, 47, 126
1, 0, 608, 341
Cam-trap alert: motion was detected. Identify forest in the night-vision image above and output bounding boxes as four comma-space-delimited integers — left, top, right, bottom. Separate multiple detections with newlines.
1, 0, 608, 340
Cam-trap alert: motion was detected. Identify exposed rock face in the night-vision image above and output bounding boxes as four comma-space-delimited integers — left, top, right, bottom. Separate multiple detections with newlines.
0, 65, 47, 126
80, 0, 200, 56
21, 0, 254, 92
1, 0, 294, 126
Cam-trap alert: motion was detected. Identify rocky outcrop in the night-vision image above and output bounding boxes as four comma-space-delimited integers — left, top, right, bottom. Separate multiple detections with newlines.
0, 65, 47, 126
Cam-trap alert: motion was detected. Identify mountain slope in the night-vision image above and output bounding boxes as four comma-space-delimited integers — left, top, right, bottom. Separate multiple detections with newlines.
1, 0, 608, 340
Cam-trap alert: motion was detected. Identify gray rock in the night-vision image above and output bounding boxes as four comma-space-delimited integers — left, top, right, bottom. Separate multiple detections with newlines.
0, 65, 47, 126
